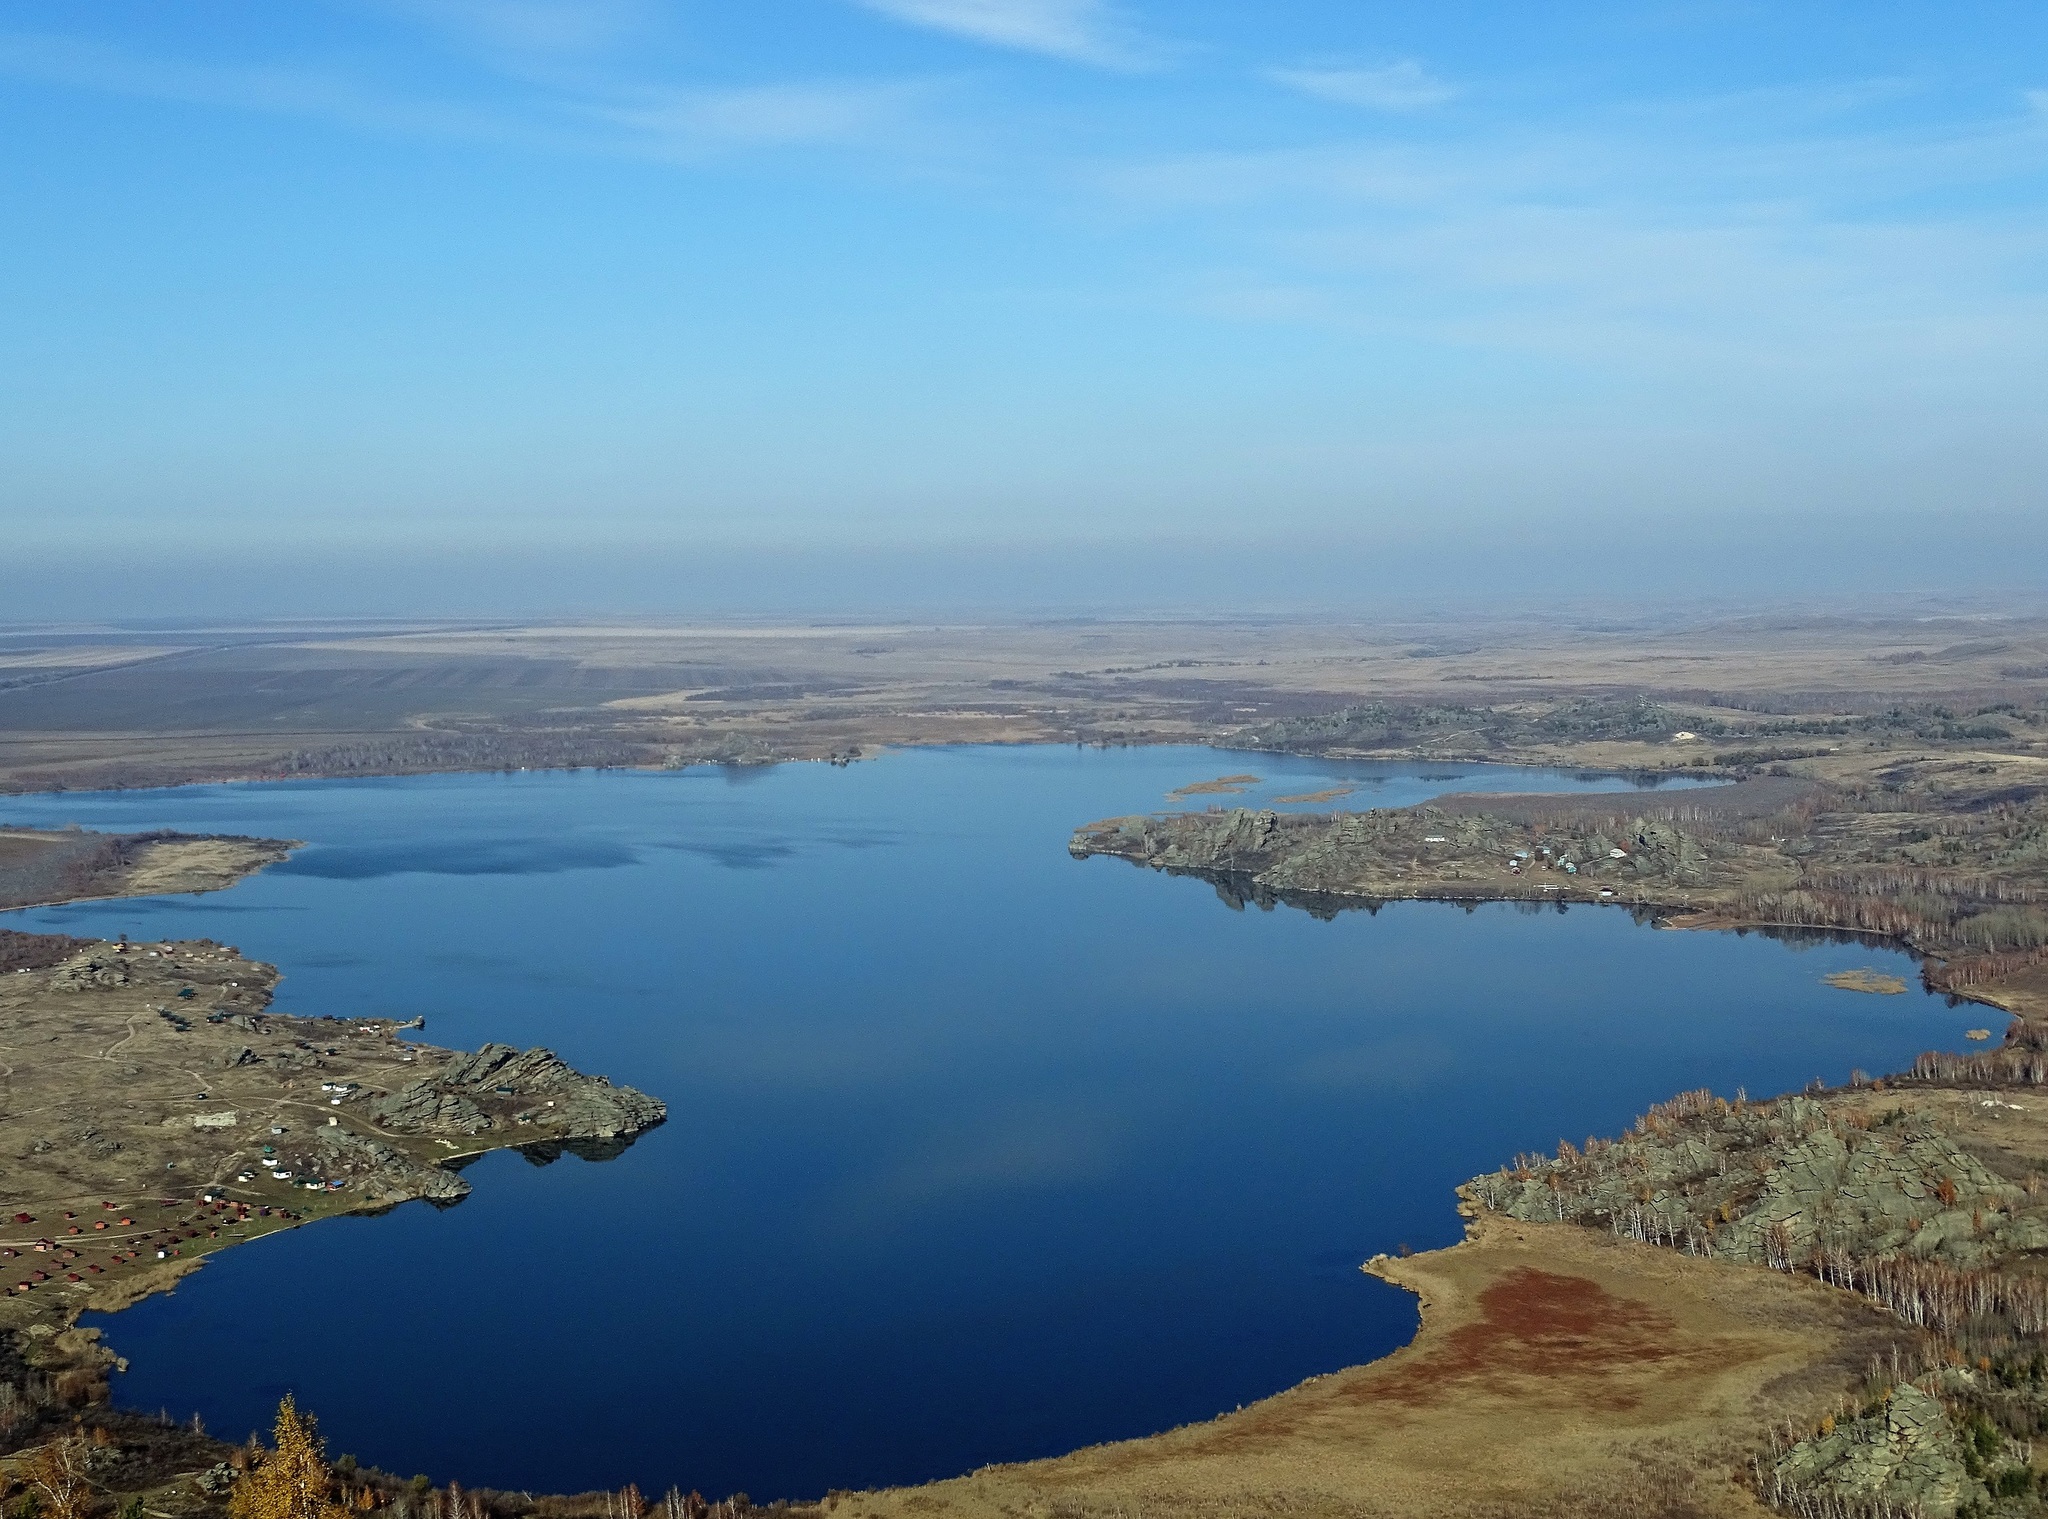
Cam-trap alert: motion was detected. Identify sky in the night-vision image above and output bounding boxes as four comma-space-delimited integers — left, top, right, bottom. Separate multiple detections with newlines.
3, 1, 2046, 615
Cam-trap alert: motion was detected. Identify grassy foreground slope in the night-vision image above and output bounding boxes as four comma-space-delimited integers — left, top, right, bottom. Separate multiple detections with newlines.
845, 1213, 1905, 1519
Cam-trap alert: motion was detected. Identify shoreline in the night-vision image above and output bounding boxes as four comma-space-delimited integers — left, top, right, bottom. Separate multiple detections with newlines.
0, 736, 1729, 802
0, 913, 666, 1435
1068, 780, 2048, 1027
0, 830, 298, 915
1145, 865, 2026, 1021
0, 750, 861, 801
9, 745, 2046, 1517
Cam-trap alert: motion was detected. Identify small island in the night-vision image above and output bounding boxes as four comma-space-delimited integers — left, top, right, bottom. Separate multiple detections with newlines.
1824, 968, 1911, 995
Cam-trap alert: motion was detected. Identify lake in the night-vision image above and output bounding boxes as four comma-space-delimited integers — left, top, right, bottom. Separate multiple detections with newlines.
2, 746, 1988, 1501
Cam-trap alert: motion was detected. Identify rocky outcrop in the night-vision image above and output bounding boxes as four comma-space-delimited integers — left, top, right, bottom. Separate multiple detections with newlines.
366, 1082, 493, 1135
1771, 1385, 1985, 1517
313, 1124, 469, 1204
366, 1043, 665, 1143
1469, 1082, 2048, 1513
1473, 1093, 2048, 1270
1070, 802, 1751, 910
47, 951, 130, 992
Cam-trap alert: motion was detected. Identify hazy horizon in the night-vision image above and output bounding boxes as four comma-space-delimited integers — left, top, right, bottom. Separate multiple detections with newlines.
9, 526, 2048, 623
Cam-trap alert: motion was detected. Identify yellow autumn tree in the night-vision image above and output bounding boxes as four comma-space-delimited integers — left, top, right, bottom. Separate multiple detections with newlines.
230, 1396, 351, 1519
23, 1435, 91, 1519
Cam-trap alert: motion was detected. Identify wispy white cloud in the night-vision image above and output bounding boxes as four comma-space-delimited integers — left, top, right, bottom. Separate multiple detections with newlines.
842, 1108, 1122, 1218
0, 27, 931, 160
1085, 93, 2048, 400
1093, 88, 2048, 216
849, 0, 1161, 69
0, 29, 525, 141
1266, 60, 1457, 112
1093, 141, 1458, 210
367, 0, 654, 55
598, 79, 929, 152
1643, 76, 1919, 124
10, 9, 2046, 414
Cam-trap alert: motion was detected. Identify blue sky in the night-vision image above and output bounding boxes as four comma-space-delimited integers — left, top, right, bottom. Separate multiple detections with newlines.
3, 2, 2046, 612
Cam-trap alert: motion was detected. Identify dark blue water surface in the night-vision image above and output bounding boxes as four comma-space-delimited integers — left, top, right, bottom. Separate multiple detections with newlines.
2, 747, 1987, 1501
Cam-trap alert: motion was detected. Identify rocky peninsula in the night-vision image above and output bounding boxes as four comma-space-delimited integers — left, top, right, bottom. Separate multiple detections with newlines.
0, 827, 296, 913
0, 923, 664, 1431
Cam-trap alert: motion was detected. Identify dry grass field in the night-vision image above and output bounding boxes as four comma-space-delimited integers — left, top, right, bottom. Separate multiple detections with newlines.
0, 829, 291, 911
3, 611, 2046, 792
841, 1214, 1906, 1519
0, 930, 659, 1343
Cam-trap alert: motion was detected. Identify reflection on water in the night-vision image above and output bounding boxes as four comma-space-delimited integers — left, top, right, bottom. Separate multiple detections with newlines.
278, 838, 642, 879
1196, 873, 1956, 970
0, 747, 1987, 1502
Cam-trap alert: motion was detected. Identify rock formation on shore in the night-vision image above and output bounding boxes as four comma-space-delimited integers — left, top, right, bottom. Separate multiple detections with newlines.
368, 1042, 667, 1142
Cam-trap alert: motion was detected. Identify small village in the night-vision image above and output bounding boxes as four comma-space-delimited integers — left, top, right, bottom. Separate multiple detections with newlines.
0, 926, 662, 1343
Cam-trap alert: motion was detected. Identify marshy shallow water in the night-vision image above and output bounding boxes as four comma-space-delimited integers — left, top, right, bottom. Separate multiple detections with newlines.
3, 746, 1991, 1500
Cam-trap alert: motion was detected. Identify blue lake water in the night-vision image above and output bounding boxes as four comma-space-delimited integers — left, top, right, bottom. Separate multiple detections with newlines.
1, 746, 1990, 1502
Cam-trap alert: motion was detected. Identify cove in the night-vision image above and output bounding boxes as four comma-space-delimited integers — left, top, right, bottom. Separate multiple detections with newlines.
2, 746, 1988, 1503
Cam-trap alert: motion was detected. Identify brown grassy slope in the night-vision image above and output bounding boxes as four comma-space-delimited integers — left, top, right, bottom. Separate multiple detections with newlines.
843, 1215, 1906, 1519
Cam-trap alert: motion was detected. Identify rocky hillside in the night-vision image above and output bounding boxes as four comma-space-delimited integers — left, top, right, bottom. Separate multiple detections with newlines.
368, 1042, 667, 1142
1069, 782, 1805, 912
1071, 757, 2048, 1011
